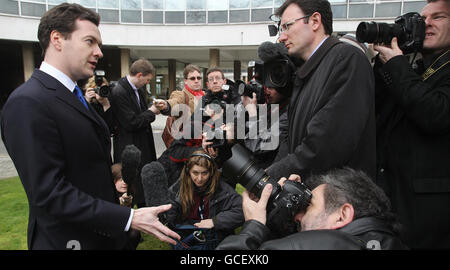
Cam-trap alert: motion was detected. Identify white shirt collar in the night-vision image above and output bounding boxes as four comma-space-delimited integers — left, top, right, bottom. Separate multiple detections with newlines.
308, 36, 329, 60
126, 75, 138, 91
39, 61, 77, 92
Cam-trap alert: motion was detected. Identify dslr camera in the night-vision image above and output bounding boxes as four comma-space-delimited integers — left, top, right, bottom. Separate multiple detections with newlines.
222, 144, 312, 236
356, 12, 425, 54
94, 70, 111, 98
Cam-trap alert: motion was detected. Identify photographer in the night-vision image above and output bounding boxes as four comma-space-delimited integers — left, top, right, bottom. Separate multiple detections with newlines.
373, 0, 450, 249
265, 0, 376, 183
239, 86, 289, 169
216, 168, 407, 250
83, 74, 114, 132
157, 67, 238, 186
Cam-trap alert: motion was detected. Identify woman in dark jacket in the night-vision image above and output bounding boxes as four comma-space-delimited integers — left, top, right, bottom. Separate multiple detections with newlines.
166, 150, 244, 249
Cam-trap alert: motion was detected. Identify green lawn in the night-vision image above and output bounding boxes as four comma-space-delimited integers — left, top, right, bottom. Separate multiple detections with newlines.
0, 177, 244, 250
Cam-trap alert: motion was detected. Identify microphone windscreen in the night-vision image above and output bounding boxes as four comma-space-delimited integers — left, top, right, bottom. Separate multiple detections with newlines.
257, 41, 289, 62
141, 161, 170, 207
121, 144, 141, 186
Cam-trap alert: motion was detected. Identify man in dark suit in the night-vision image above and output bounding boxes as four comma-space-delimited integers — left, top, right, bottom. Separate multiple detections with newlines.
110, 59, 159, 207
0, 3, 179, 250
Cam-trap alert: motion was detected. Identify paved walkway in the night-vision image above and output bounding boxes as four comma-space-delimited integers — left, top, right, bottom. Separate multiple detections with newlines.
0, 114, 168, 180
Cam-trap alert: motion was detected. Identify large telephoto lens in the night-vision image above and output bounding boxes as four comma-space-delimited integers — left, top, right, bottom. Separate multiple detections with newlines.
356, 21, 404, 45
222, 144, 280, 199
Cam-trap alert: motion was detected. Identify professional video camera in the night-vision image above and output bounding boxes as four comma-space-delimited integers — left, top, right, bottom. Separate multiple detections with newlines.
222, 144, 312, 236
237, 41, 296, 104
94, 70, 111, 97
356, 12, 425, 54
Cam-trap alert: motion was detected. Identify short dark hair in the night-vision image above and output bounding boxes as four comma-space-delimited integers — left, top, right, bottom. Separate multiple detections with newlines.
206, 67, 225, 79
38, 3, 100, 56
129, 59, 155, 77
275, 0, 333, 35
183, 64, 201, 79
305, 168, 400, 233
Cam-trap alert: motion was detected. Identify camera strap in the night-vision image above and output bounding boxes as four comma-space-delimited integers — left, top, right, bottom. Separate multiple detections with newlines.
422, 49, 450, 81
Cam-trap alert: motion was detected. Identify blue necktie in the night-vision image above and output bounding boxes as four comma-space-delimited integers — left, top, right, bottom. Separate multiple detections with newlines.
74, 85, 89, 110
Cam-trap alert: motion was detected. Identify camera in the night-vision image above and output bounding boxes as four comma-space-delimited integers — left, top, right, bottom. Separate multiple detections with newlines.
222, 144, 312, 236
356, 12, 425, 54
94, 70, 111, 97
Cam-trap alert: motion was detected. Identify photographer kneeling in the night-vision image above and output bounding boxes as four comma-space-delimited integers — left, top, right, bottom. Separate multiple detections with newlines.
216, 167, 407, 250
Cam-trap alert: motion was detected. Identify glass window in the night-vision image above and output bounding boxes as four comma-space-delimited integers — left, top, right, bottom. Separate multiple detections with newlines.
208, 0, 227, 10
331, 4, 347, 19
99, 9, 119, 22
376, 3, 401, 18
252, 0, 272, 8
98, 0, 118, 9
187, 11, 206, 23
165, 11, 185, 23
48, 0, 66, 5
121, 0, 141, 10
143, 0, 163, 9
329, 0, 346, 3
143, 11, 163, 23
208, 10, 228, 23
21, 2, 46, 17
230, 0, 250, 9
230, 9, 250, 23
349, 0, 374, 2
349, 4, 374, 18
403, 1, 427, 13
166, 0, 185, 10
121, 10, 141, 23
187, 0, 206, 10
274, 0, 284, 8
73, 0, 96, 8
0, 0, 18, 15
251, 8, 272, 22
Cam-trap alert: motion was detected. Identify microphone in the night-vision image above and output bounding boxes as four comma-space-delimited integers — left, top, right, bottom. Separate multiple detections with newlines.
257, 41, 289, 63
121, 144, 141, 196
141, 161, 170, 207
141, 161, 170, 225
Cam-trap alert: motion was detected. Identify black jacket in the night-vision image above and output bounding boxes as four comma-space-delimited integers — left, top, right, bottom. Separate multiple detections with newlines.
166, 180, 244, 240
110, 77, 157, 205
1, 70, 130, 249
375, 50, 450, 249
266, 37, 376, 181
216, 217, 407, 250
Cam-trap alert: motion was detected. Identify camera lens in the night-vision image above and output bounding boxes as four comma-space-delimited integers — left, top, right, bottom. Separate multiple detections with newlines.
268, 60, 289, 88
222, 144, 279, 198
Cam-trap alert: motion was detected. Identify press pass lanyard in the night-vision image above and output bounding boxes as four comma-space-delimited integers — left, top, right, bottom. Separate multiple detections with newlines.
198, 197, 205, 220
422, 49, 450, 81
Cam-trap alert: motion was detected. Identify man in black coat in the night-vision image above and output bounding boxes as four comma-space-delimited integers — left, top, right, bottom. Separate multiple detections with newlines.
265, 0, 376, 182
373, 0, 450, 249
110, 59, 159, 207
1, 3, 179, 249
216, 168, 407, 250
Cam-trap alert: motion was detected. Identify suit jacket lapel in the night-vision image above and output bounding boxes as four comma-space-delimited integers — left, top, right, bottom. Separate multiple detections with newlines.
33, 70, 102, 127
119, 78, 142, 112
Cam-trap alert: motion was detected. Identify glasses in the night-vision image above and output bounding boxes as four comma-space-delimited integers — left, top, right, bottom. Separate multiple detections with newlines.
279, 14, 312, 34
187, 76, 202, 81
208, 76, 224, 82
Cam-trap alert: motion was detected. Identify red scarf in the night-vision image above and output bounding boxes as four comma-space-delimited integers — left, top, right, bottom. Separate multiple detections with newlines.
185, 84, 204, 97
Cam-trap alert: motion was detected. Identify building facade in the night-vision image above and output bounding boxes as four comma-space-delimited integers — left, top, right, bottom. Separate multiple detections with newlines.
0, 0, 427, 107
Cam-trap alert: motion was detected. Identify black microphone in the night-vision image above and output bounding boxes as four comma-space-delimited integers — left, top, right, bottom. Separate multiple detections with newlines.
141, 161, 170, 224
121, 144, 141, 196
257, 41, 289, 63
141, 161, 170, 207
